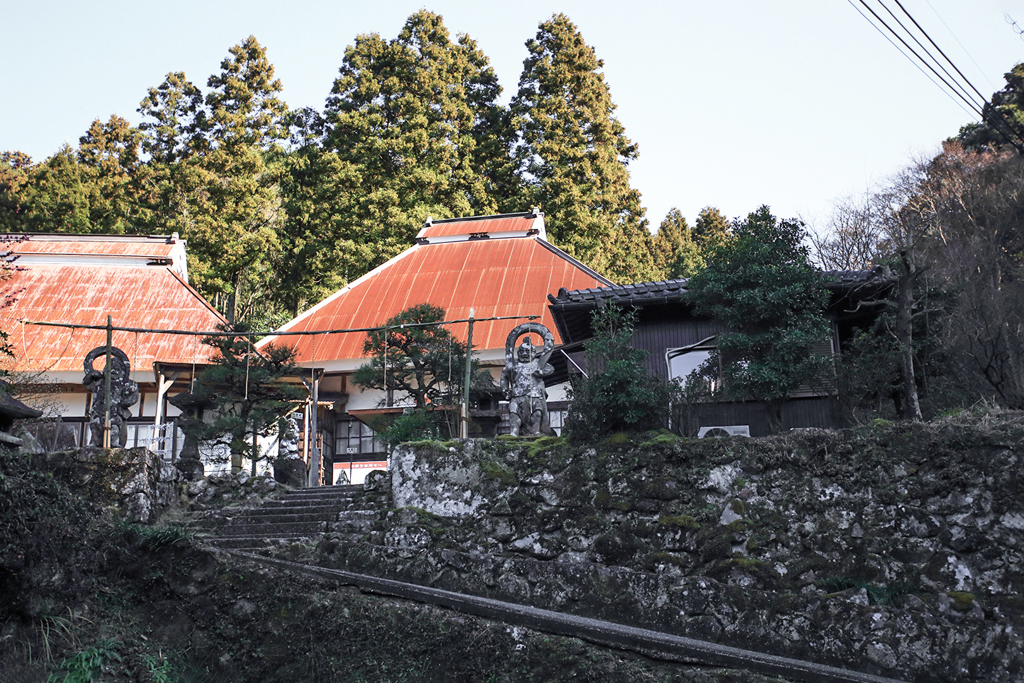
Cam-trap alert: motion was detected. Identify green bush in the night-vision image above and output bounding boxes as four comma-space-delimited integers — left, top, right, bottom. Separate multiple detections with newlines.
379, 409, 445, 451
563, 305, 674, 443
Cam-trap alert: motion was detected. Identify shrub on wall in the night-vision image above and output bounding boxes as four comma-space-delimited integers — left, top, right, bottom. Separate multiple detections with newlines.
563, 304, 674, 442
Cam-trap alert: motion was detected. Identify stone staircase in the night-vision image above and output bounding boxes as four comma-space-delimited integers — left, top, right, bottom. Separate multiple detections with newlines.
192, 484, 387, 549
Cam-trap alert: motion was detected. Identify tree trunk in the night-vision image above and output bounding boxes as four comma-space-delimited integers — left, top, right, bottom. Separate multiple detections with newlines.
251, 431, 258, 477
764, 398, 785, 435
894, 260, 923, 420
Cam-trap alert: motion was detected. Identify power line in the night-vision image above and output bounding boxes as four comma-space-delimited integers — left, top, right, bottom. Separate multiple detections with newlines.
923, 0, 996, 90
20, 314, 541, 339
886, 0, 985, 109
892, 0, 1024, 152
850, 0, 1024, 153
846, 0, 978, 121
855, 0, 984, 118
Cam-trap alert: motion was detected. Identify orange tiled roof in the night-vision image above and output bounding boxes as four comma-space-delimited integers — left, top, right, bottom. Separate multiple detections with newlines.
1, 263, 226, 375
264, 228, 611, 363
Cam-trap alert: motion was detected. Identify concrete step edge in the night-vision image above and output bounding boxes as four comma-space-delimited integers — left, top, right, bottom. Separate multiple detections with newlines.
219, 550, 911, 683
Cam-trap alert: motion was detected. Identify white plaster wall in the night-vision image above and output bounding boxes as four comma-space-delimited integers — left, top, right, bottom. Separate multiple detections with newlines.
546, 381, 570, 402
139, 392, 158, 418
345, 386, 414, 411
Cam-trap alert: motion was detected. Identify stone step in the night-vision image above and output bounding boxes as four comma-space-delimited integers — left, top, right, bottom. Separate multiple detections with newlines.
190, 481, 389, 548
201, 520, 328, 537
192, 511, 343, 528
282, 485, 363, 498
239, 504, 355, 517
202, 532, 367, 550
257, 504, 366, 517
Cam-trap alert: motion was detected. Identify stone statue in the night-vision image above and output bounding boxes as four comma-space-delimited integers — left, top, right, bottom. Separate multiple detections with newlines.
83, 346, 139, 448
501, 323, 555, 436
274, 412, 306, 487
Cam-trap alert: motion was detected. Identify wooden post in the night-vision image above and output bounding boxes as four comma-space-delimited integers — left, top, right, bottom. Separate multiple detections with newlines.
307, 369, 321, 487
153, 369, 179, 460
461, 309, 474, 439
103, 315, 112, 449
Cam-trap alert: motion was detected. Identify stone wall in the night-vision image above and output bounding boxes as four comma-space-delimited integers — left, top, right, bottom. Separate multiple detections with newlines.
32, 447, 181, 523
321, 417, 1024, 682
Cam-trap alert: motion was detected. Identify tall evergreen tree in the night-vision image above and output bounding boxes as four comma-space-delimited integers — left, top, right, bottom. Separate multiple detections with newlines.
135, 72, 211, 247
16, 146, 95, 233
188, 36, 289, 323
692, 206, 730, 253
322, 11, 514, 273
138, 71, 207, 164
273, 144, 366, 316
511, 13, 656, 283
653, 208, 703, 279
10, 116, 151, 235
0, 152, 33, 233
76, 115, 149, 234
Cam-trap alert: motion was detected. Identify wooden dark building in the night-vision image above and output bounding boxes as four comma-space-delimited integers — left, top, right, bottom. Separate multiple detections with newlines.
547, 271, 889, 437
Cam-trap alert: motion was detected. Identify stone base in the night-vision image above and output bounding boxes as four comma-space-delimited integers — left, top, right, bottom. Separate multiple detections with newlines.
175, 457, 204, 482
274, 457, 306, 488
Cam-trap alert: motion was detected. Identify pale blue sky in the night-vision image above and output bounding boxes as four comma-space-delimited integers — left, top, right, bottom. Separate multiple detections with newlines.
4, 0, 1022, 232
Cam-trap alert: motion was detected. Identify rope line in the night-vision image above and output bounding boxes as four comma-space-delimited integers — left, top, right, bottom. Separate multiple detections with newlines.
190, 334, 198, 391
19, 314, 540, 338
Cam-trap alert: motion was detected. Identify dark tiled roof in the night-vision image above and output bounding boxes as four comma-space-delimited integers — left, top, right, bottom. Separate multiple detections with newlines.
548, 278, 690, 306
549, 269, 888, 307
0, 382, 42, 420
821, 267, 890, 284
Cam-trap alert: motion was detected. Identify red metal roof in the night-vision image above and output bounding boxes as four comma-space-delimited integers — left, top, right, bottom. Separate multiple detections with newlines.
264, 235, 612, 363
10, 234, 180, 259
1, 264, 227, 374
418, 214, 537, 239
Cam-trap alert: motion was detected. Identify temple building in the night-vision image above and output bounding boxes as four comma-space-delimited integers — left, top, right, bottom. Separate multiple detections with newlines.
0, 233, 227, 453
259, 210, 611, 483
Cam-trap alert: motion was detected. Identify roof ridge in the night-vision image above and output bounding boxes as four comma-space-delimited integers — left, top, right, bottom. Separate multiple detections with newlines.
430, 210, 536, 224
8, 233, 180, 243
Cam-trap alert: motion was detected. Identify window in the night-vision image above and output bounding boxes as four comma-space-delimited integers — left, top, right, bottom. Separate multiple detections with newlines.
666, 337, 717, 386
335, 418, 383, 457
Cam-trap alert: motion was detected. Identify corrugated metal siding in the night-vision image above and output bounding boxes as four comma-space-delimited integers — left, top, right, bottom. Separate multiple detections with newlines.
2, 265, 226, 373
267, 236, 609, 363
632, 318, 727, 377
678, 397, 839, 437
